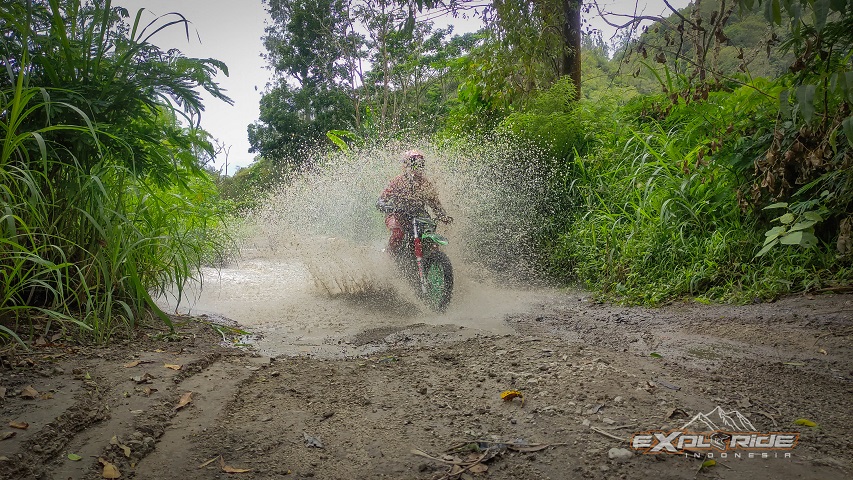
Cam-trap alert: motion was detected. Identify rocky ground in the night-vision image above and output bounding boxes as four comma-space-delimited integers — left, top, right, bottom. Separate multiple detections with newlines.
1, 292, 851, 480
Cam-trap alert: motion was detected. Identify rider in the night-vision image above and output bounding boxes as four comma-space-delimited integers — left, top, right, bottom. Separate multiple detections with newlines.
376, 149, 452, 256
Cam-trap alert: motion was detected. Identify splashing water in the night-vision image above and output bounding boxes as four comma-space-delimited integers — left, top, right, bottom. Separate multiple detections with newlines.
160, 138, 562, 358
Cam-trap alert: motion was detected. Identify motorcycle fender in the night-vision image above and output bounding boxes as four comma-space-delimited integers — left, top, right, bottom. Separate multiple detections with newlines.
421, 232, 449, 246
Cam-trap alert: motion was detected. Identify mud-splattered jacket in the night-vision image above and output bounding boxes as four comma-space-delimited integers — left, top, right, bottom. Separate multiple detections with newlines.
377, 172, 447, 218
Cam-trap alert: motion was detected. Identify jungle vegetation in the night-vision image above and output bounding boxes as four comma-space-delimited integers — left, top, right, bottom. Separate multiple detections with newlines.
2, 0, 851, 345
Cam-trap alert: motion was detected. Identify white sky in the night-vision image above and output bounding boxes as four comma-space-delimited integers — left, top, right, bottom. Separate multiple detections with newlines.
117, 1, 689, 175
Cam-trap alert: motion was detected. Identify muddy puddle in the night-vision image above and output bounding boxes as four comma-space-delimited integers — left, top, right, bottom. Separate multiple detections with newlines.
156, 240, 562, 358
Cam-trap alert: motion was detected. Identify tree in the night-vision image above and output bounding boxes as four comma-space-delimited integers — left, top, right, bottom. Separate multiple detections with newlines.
250, 0, 478, 165
561, 1, 582, 96
408, 0, 584, 98
249, 0, 360, 164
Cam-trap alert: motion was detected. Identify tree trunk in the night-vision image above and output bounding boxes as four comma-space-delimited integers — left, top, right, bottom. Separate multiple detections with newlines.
561, 0, 582, 99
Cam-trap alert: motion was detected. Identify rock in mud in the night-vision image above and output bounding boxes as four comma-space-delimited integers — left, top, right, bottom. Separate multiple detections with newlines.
608, 447, 633, 463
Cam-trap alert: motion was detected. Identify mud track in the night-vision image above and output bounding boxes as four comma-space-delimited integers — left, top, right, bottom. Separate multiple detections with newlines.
1, 292, 851, 479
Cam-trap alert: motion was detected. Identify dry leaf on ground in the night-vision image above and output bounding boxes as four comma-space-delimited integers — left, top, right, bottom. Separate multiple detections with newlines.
175, 392, 193, 410
198, 455, 221, 469
1, 431, 16, 440
20, 386, 39, 399
98, 458, 121, 479
9, 421, 29, 430
222, 465, 252, 474
219, 455, 251, 473
500, 390, 525, 407
164, 363, 182, 370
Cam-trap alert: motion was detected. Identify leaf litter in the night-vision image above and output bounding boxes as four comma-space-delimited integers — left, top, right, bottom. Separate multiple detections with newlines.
413, 438, 567, 479
175, 392, 193, 410
198, 455, 251, 474
98, 457, 121, 479
110, 435, 132, 458
20, 385, 39, 399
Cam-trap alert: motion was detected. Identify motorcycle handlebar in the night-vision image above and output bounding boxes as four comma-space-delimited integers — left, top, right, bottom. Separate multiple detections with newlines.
377, 198, 451, 225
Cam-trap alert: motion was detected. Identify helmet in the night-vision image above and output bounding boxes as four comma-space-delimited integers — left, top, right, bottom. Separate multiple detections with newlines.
402, 149, 425, 161
402, 149, 425, 169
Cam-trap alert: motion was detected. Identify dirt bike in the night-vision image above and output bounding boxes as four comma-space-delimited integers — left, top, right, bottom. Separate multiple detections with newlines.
379, 206, 454, 312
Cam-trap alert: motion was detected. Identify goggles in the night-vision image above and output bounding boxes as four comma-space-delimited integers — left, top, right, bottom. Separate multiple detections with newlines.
407, 156, 425, 169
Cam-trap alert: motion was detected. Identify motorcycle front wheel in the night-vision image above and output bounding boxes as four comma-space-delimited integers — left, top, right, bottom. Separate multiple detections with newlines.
420, 251, 454, 313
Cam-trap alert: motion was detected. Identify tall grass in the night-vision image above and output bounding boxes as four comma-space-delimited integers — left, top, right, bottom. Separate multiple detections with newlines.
557, 124, 754, 303
545, 83, 849, 304
1, 0, 233, 345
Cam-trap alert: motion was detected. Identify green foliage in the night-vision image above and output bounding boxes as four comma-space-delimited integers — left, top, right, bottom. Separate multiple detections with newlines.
515, 1, 852, 303
543, 80, 848, 304
496, 76, 625, 162
0, 0, 233, 344
497, 77, 580, 160
756, 202, 824, 257
739, 0, 852, 265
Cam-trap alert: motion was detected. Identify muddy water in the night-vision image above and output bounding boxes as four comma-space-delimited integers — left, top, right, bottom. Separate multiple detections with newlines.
158, 241, 561, 358
159, 142, 557, 358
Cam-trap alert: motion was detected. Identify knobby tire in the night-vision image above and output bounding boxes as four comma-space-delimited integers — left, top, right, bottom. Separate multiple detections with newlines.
421, 251, 453, 313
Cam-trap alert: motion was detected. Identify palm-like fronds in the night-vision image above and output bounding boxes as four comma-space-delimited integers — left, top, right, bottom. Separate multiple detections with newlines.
1, 0, 233, 344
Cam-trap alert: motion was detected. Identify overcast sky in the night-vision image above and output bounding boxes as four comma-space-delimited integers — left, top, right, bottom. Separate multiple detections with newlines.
116, 1, 689, 175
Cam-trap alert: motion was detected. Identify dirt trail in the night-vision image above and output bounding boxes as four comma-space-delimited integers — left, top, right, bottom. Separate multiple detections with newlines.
1, 291, 852, 480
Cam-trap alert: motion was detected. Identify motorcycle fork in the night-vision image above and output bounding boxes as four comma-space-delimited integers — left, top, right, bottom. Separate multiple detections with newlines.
412, 218, 427, 293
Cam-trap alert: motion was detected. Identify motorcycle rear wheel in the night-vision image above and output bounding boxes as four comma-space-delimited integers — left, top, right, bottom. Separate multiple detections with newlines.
421, 251, 453, 312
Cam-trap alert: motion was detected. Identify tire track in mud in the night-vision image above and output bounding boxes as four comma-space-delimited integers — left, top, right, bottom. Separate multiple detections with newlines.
0, 336, 260, 479
183, 329, 852, 480
0, 374, 109, 479
133, 358, 256, 478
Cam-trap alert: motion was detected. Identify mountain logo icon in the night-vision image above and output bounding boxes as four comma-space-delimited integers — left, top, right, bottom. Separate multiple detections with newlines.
680, 406, 757, 432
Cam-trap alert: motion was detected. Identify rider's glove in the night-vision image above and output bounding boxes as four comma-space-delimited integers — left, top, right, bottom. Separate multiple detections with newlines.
376, 198, 396, 213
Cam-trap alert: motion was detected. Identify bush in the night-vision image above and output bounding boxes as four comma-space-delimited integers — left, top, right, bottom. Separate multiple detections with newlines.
0, 0, 233, 344
545, 80, 850, 304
